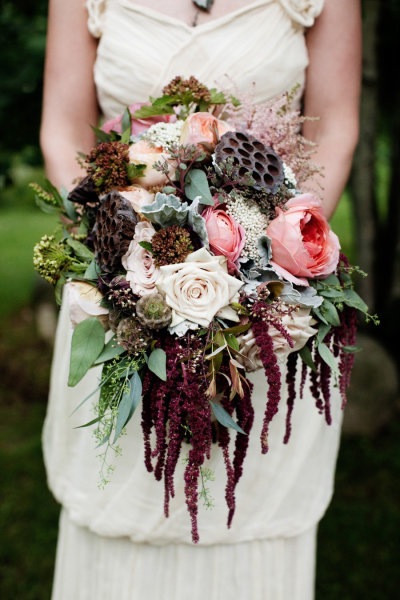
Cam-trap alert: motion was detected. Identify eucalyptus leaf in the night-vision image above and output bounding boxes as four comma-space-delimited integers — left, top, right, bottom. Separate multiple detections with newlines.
343, 288, 369, 313
184, 169, 213, 205
113, 371, 142, 443
318, 342, 340, 375
84, 259, 101, 281
299, 345, 317, 372
314, 299, 341, 327
316, 323, 331, 344
68, 317, 105, 386
74, 416, 103, 429
210, 401, 246, 435
148, 348, 167, 381
94, 336, 126, 364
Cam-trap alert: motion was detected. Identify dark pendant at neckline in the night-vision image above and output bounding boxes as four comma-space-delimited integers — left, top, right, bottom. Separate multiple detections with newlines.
192, 0, 214, 11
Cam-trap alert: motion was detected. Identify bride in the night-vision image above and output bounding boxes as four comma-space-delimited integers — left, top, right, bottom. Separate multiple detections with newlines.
40, 1, 361, 599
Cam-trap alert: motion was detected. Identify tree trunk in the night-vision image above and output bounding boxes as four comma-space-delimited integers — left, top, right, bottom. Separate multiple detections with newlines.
350, 0, 380, 311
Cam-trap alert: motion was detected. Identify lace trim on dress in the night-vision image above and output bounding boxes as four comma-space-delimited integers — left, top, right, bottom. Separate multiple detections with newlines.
278, 0, 324, 27
86, 0, 108, 38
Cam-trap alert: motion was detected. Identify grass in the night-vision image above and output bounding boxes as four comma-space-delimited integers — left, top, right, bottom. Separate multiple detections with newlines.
0, 208, 57, 317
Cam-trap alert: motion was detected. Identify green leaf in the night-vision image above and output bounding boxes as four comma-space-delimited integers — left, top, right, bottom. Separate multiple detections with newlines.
133, 97, 176, 118
91, 125, 113, 142
74, 416, 103, 429
138, 241, 153, 253
66, 238, 94, 262
94, 336, 126, 364
113, 371, 142, 443
224, 332, 239, 352
316, 323, 331, 344
148, 348, 167, 381
299, 345, 317, 372
68, 317, 105, 386
121, 107, 132, 138
319, 288, 345, 300
321, 274, 341, 286
185, 169, 213, 205
343, 288, 369, 313
342, 345, 362, 353
127, 162, 146, 179
318, 342, 340, 375
210, 401, 246, 435
84, 259, 101, 280
314, 299, 341, 327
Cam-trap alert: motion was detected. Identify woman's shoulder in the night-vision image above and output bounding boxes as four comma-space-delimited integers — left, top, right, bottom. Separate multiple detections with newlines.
86, 0, 108, 38
277, 0, 324, 27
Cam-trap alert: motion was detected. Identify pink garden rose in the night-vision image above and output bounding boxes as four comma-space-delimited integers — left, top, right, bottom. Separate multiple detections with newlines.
202, 205, 245, 273
102, 103, 173, 137
266, 194, 340, 286
180, 112, 232, 152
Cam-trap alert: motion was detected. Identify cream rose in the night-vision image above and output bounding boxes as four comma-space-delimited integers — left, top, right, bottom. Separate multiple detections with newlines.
156, 247, 243, 327
238, 307, 317, 370
67, 281, 109, 328
121, 221, 159, 296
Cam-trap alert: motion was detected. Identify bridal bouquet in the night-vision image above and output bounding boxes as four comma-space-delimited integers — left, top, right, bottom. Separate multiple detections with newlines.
33, 76, 373, 542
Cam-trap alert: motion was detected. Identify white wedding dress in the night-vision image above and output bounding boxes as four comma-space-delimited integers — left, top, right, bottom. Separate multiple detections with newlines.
44, 1, 343, 598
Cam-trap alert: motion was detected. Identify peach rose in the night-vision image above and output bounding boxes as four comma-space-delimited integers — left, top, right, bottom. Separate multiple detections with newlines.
121, 221, 159, 296
120, 185, 155, 213
180, 112, 232, 152
266, 194, 340, 286
102, 103, 173, 137
202, 205, 245, 273
129, 140, 173, 188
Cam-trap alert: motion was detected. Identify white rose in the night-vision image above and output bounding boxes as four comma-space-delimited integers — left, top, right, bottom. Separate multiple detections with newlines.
67, 281, 109, 328
157, 247, 243, 327
121, 221, 160, 296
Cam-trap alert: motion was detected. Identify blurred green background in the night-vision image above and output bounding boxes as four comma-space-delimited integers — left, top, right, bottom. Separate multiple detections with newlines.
0, 1, 399, 598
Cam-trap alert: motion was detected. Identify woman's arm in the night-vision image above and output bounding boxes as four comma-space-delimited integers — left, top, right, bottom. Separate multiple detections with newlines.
40, 0, 99, 189
302, 0, 362, 219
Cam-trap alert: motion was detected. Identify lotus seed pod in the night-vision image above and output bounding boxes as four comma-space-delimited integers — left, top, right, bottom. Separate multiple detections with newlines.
215, 131, 284, 193
92, 191, 138, 272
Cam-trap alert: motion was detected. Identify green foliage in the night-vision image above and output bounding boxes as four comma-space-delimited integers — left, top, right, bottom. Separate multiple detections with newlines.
68, 317, 105, 386
0, 1, 48, 172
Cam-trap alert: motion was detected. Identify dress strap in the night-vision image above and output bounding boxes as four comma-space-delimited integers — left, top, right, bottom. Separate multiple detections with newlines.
277, 0, 324, 27
86, 0, 108, 38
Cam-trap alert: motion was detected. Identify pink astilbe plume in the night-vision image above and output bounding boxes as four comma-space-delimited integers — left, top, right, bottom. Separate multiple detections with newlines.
224, 87, 322, 186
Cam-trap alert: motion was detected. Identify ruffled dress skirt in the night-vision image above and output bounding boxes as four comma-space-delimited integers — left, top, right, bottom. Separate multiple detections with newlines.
44, 288, 343, 600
